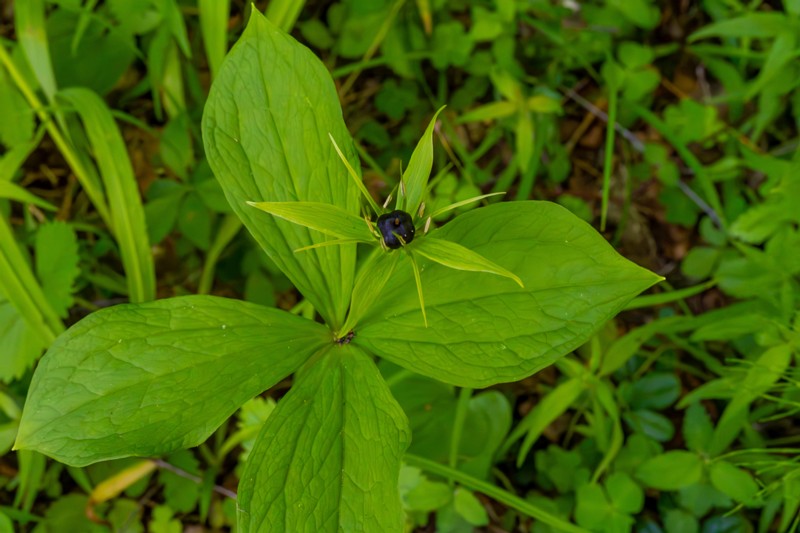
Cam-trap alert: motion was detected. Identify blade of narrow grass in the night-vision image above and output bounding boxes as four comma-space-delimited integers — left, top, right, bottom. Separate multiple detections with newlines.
14, 0, 56, 103
623, 280, 717, 311
0, 182, 57, 211
264, 0, 306, 32
331, 51, 430, 78
329, 133, 381, 216
409, 252, 427, 327
0, 127, 45, 182
600, 85, 617, 231
404, 454, 589, 533
427, 192, 505, 220
630, 102, 726, 229
70, 0, 100, 55
199, 0, 231, 79
58, 88, 156, 303
0, 215, 63, 344
198, 214, 242, 295
338, 0, 407, 96
0, 45, 112, 226
415, 0, 432, 33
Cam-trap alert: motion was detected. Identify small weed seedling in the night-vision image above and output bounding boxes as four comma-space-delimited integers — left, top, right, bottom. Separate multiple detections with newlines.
14, 12, 660, 532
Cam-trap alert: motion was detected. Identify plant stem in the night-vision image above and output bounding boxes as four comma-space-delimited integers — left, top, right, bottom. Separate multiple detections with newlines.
448, 387, 472, 486
600, 86, 617, 231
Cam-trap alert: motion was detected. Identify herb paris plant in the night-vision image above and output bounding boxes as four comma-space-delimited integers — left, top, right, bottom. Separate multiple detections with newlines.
14, 11, 661, 532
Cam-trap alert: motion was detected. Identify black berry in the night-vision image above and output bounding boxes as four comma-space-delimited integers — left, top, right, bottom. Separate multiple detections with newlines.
376, 210, 415, 249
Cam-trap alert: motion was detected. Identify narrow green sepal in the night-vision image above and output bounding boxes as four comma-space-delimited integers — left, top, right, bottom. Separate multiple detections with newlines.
412, 237, 524, 288
402, 106, 445, 215
247, 201, 374, 242
427, 192, 506, 220
408, 252, 428, 327
329, 133, 382, 216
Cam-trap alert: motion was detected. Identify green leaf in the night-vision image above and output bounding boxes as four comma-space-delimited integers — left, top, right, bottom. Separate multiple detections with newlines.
198, 0, 230, 79
202, 10, 361, 329
575, 483, 610, 528
506, 377, 584, 465
160, 451, 200, 513
0, 215, 63, 344
635, 451, 702, 490
682, 403, 713, 454
355, 202, 661, 387
458, 391, 512, 480
246, 201, 374, 243
238, 344, 410, 533
411, 236, 523, 288
0, 69, 35, 147
0, 297, 46, 382
709, 343, 791, 455
401, 106, 445, 214
458, 101, 516, 123
689, 13, 794, 40
48, 7, 136, 96
15, 296, 329, 466
453, 488, 488, 526
709, 461, 759, 504
605, 472, 644, 514
14, 0, 57, 102
0, 181, 56, 211
34, 221, 80, 318
58, 88, 156, 304
404, 476, 452, 512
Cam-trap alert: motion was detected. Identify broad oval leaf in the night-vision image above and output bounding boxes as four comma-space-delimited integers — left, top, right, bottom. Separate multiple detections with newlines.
354, 202, 661, 387
15, 295, 330, 466
238, 344, 410, 533
202, 11, 361, 329
635, 451, 703, 490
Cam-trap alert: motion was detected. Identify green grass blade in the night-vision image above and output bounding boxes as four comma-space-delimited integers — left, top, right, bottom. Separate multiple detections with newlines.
600, 85, 617, 231
329, 133, 381, 216
623, 280, 716, 310
0, 181, 57, 211
14, 0, 57, 102
405, 454, 589, 533
0, 46, 112, 227
199, 0, 231, 79
70, 0, 100, 55
409, 252, 427, 327
58, 88, 156, 303
630, 102, 726, 228
264, 0, 306, 31
427, 192, 505, 220
0, 215, 63, 344
0, 127, 45, 182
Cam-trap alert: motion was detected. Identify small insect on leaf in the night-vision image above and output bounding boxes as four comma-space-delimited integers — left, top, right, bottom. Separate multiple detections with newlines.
377, 210, 415, 249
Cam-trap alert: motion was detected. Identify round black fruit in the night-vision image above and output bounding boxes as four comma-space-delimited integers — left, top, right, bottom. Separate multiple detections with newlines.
376, 210, 415, 249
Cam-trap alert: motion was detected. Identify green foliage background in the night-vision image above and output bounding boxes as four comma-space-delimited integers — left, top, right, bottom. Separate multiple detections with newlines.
1, 0, 799, 532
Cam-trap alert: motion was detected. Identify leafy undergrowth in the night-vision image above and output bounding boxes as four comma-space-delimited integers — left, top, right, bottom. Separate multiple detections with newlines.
1, 1, 799, 532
